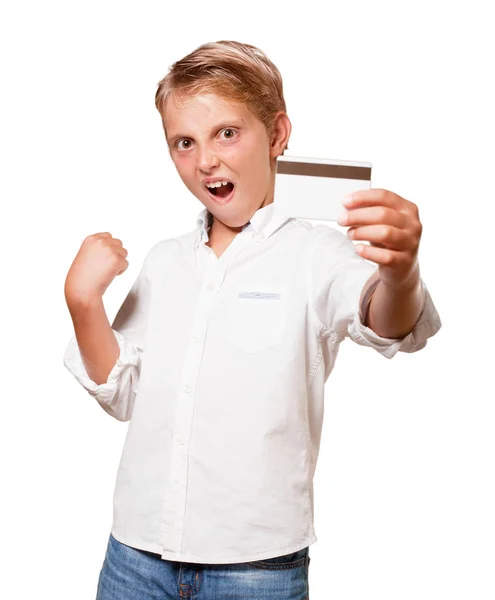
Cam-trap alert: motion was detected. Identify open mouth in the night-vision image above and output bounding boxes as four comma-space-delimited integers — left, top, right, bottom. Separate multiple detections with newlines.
205, 181, 235, 203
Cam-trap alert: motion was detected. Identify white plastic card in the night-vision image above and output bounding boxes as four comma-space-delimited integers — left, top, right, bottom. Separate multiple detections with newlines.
273, 155, 372, 221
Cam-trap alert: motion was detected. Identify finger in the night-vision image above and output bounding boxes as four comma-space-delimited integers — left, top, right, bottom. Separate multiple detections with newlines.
347, 224, 414, 251
343, 188, 405, 210
339, 205, 406, 229
114, 246, 128, 258
354, 243, 408, 266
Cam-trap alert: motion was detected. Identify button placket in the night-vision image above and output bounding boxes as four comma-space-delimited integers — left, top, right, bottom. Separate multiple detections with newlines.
159, 265, 227, 553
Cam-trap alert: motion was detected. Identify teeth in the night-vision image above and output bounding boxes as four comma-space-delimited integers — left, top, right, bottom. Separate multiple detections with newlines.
206, 180, 231, 188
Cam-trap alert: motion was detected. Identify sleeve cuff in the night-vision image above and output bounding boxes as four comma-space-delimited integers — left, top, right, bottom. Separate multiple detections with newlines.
63, 329, 141, 405
347, 279, 442, 359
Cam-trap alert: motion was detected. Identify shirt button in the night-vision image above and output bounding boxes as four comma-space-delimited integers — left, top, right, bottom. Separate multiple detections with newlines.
206, 282, 215, 292
257, 232, 266, 241
192, 334, 201, 343
184, 385, 191, 394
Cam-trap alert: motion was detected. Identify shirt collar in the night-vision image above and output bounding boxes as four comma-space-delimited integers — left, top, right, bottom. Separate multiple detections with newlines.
194, 202, 293, 250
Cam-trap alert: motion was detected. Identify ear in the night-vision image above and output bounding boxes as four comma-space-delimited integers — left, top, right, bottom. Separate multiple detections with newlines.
270, 112, 292, 159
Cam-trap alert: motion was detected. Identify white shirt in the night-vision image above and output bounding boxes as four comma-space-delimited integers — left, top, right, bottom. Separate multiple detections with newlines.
63, 202, 442, 564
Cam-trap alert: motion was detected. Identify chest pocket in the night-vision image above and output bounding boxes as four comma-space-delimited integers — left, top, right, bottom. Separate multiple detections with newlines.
223, 285, 289, 354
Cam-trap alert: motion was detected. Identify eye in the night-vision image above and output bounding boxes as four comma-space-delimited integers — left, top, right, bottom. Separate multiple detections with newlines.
176, 139, 192, 151
220, 128, 237, 140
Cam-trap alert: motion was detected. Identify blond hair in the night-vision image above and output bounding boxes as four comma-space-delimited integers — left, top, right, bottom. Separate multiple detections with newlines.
155, 40, 289, 154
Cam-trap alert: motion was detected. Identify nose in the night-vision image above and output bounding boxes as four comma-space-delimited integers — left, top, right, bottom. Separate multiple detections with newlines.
197, 144, 220, 172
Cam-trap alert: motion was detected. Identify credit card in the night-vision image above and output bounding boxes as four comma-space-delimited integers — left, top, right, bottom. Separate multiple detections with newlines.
274, 155, 372, 221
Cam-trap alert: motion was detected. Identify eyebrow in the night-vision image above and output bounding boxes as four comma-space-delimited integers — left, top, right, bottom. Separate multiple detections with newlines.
168, 118, 245, 145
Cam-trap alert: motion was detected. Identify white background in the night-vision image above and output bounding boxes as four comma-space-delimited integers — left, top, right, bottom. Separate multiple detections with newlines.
1, 1, 493, 598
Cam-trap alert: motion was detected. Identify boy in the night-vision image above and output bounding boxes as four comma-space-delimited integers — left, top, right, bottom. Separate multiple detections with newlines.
64, 40, 442, 599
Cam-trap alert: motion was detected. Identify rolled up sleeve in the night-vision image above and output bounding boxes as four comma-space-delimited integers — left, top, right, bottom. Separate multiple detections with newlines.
308, 225, 442, 358
347, 277, 442, 358
63, 329, 142, 421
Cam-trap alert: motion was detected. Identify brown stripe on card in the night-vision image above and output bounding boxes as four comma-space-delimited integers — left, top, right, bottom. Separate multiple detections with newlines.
277, 160, 371, 180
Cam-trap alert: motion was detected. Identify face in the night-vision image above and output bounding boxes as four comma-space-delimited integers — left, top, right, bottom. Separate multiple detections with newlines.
163, 91, 290, 238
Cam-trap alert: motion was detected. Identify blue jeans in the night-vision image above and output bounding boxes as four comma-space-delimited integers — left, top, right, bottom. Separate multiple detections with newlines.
96, 533, 311, 599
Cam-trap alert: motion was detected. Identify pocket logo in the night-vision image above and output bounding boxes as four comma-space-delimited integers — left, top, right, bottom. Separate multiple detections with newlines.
238, 291, 281, 299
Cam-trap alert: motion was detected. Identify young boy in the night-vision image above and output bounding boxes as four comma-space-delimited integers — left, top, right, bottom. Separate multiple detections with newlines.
63, 40, 442, 599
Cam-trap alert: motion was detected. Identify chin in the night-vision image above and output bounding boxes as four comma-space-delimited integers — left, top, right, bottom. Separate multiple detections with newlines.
209, 205, 251, 229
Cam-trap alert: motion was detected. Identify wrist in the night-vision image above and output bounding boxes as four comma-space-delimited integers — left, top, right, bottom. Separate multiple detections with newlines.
381, 262, 420, 291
